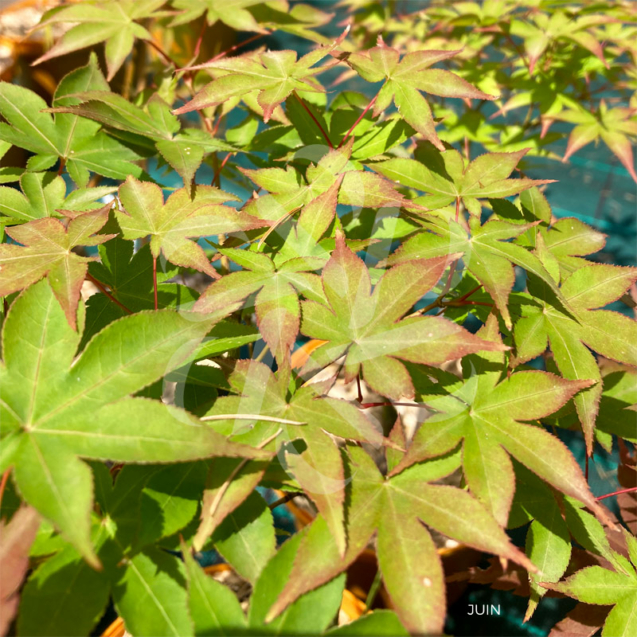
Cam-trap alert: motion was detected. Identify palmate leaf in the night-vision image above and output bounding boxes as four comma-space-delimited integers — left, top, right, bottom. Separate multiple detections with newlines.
116, 177, 267, 278
299, 234, 505, 399
84, 237, 199, 342
544, 532, 637, 637
548, 100, 637, 183
515, 263, 637, 452
0, 281, 269, 565
241, 139, 409, 225
199, 359, 384, 555
49, 92, 236, 189
174, 29, 348, 121
0, 171, 115, 226
385, 214, 564, 329
372, 144, 553, 217
0, 204, 115, 329
343, 40, 496, 150
392, 315, 610, 528
171, 0, 268, 32
0, 56, 145, 187
267, 444, 534, 634
183, 529, 345, 637
19, 463, 204, 637
194, 245, 326, 359
33, 0, 168, 80
509, 11, 613, 75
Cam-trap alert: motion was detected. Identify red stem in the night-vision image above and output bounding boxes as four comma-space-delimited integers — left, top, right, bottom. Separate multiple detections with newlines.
213, 152, 233, 187
86, 273, 132, 315
338, 93, 378, 149
356, 376, 364, 403
596, 486, 637, 501
455, 197, 461, 222
359, 402, 429, 409
147, 39, 179, 68
193, 20, 207, 61
456, 284, 483, 303
152, 257, 158, 311
210, 32, 267, 63
294, 92, 333, 149
0, 468, 10, 510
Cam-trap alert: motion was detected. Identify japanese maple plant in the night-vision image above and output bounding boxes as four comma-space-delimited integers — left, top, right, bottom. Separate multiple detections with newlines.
0, 1, 636, 636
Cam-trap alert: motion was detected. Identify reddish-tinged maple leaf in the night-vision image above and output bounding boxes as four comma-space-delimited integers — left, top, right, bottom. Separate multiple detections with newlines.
116, 177, 268, 278
0, 204, 114, 328
299, 233, 506, 400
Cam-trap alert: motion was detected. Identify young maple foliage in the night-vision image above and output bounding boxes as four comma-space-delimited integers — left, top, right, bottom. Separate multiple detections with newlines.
373, 145, 553, 217
299, 234, 505, 400
391, 315, 610, 528
515, 264, 637, 453
0, 205, 114, 329
385, 215, 562, 329
543, 530, 637, 637
116, 177, 267, 278
268, 444, 535, 635
31, 0, 167, 80
241, 138, 408, 223
550, 100, 637, 183
343, 41, 496, 150
200, 360, 384, 555
0, 281, 269, 566
174, 30, 347, 121
1, 2, 636, 636
0, 59, 144, 187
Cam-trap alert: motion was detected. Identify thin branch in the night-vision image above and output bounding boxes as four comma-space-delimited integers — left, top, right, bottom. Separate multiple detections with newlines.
212, 152, 233, 186
86, 273, 132, 315
269, 491, 302, 510
0, 468, 10, 510
338, 93, 378, 149
210, 32, 268, 63
147, 39, 178, 68
596, 486, 637, 501
358, 401, 428, 409
294, 92, 333, 149
200, 414, 305, 425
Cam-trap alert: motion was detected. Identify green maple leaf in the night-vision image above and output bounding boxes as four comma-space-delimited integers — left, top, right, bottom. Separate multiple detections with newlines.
385, 214, 562, 329
299, 234, 505, 400
0, 205, 115, 328
391, 315, 610, 529
241, 139, 409, 225
509, 11, 612, 75
32, 0, 168, 80
49, 92, 236, 189
18, 462, 209, 637
195, 246, 325, 359
174, 31, 347, 122
372, 145, 553, 217
183, 528, 350, 637
0, 281, 269, 565
0, 56, 145, 187
83, 237, 199, 341
0, 171, 115, 227
514, 263, 637, 452
343, 41, 496, 150
170, 0, 268, 32
198, 359, 385, 555
549, 100, 637, 183
116, 177, 268, 278
513, 215, 607, 282
266, 444, 535, 634
544, 531, 637, 637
